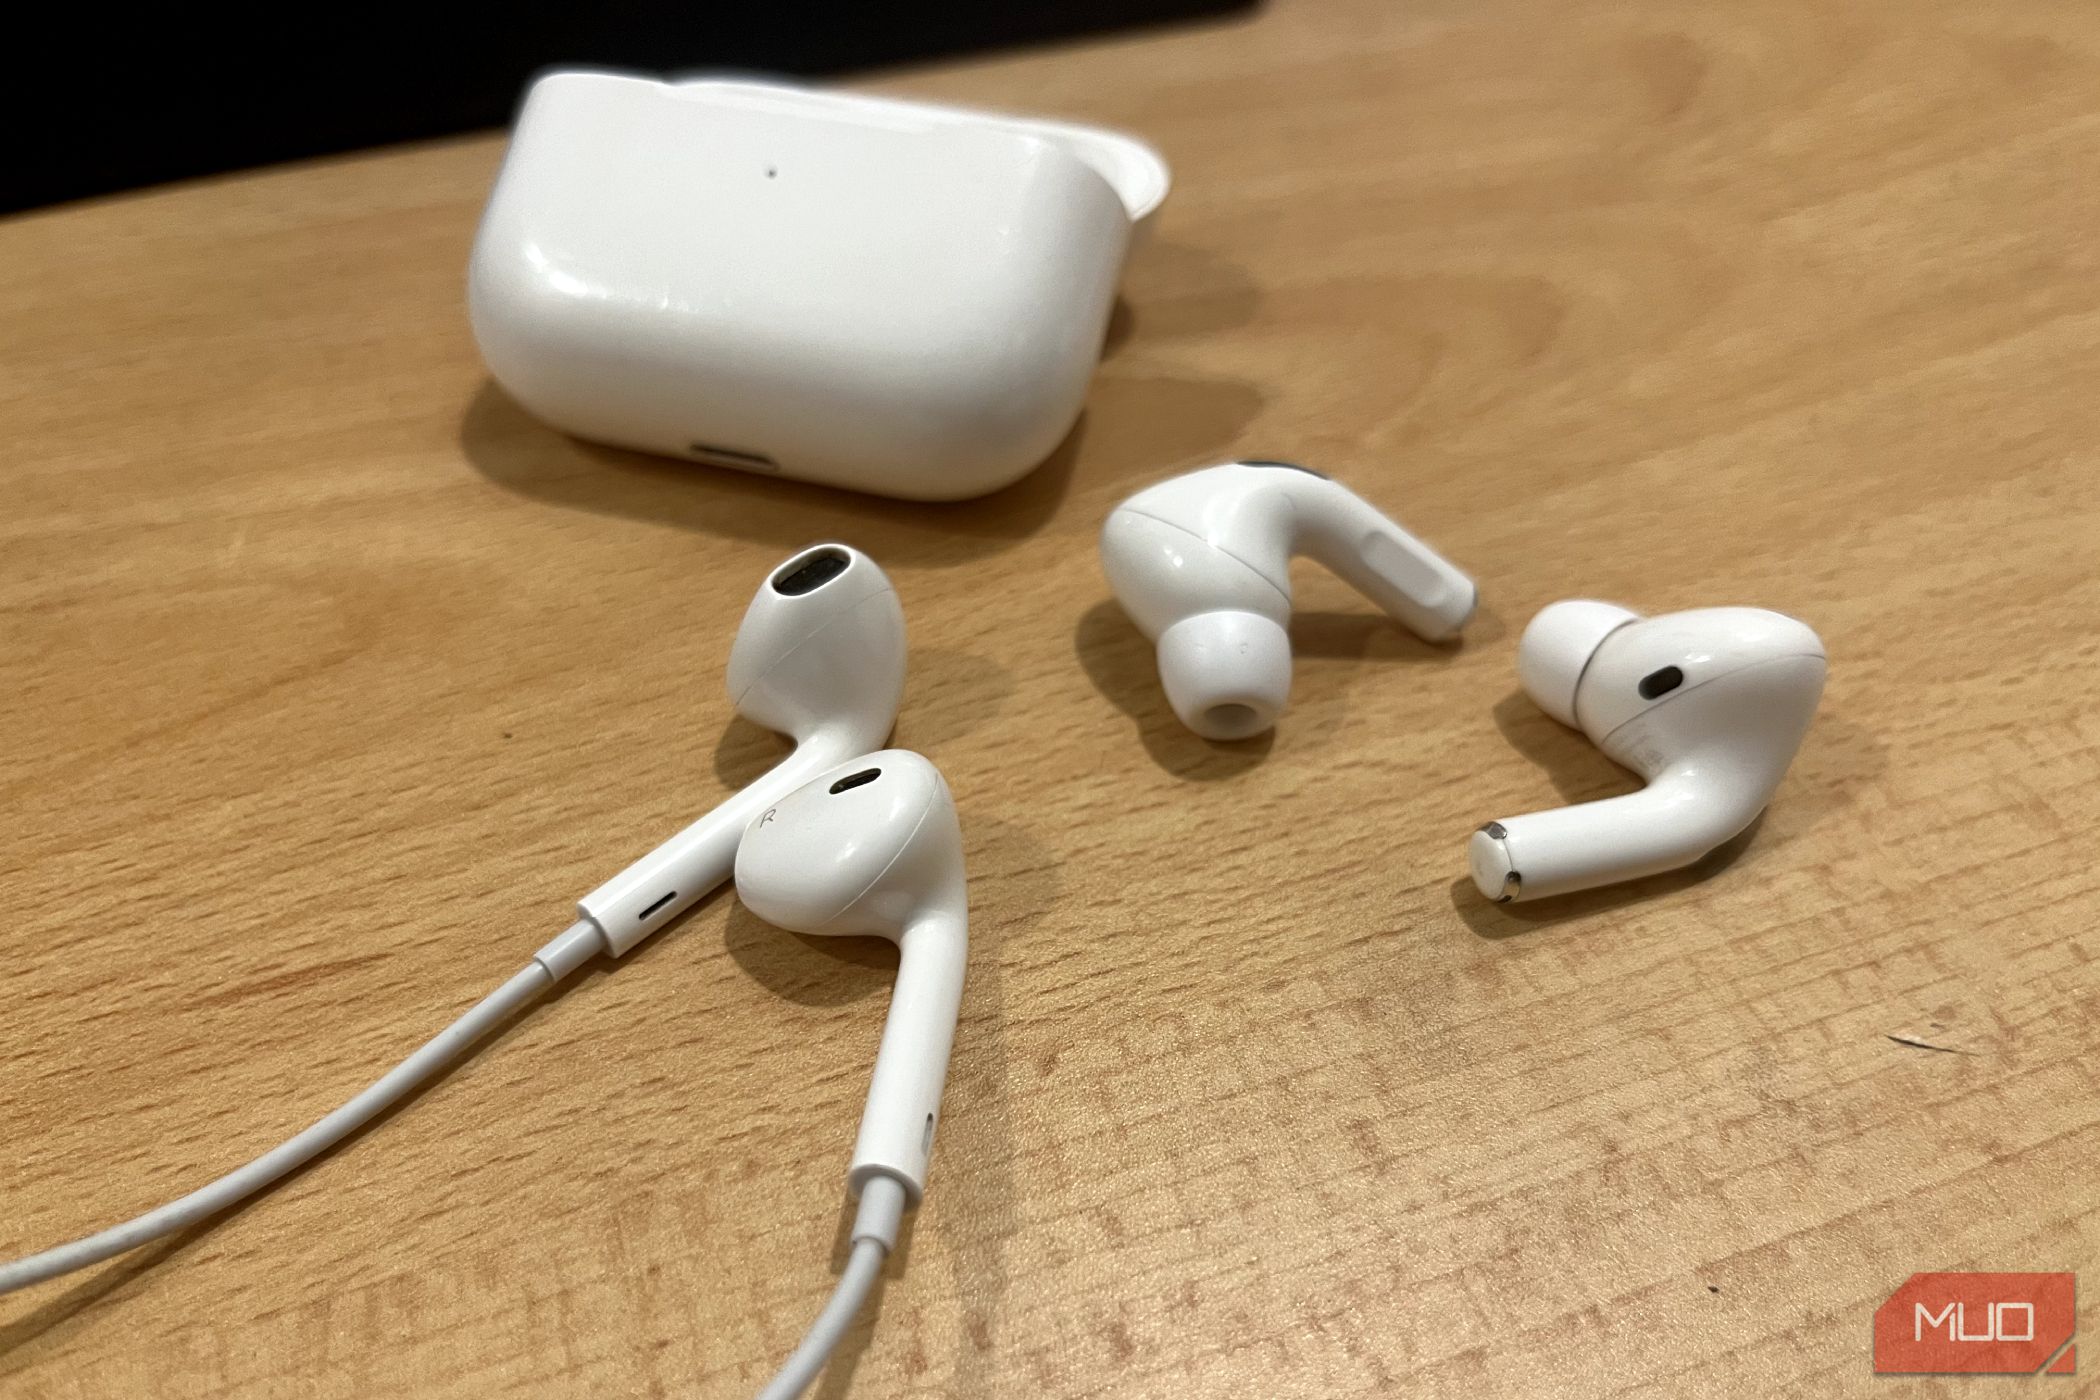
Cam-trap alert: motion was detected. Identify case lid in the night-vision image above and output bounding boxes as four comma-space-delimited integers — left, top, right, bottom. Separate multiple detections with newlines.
672, 78, 1171, 235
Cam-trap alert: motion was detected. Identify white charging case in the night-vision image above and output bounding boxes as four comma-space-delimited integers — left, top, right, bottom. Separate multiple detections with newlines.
467, 73, 1169, 500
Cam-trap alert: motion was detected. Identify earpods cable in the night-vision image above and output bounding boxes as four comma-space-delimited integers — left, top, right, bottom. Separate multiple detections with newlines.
0, 920, 607, 1296
757, 1174, 908, 1400
4, 916, 906, 1400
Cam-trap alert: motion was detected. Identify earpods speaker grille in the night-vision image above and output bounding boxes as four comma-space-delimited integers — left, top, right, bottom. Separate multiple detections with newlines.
773, 548, 851, 595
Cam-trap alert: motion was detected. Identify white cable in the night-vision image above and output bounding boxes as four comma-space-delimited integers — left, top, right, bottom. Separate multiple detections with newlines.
4, 913, 918, 1397
755, 1174, 909, 1400
0, 920, 607, 1295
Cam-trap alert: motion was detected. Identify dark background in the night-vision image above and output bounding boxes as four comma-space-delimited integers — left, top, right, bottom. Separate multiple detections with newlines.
3, 0, 1250, 215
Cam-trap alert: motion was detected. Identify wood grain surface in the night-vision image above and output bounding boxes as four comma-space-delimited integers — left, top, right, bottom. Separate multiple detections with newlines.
4, 0, 2097, 1395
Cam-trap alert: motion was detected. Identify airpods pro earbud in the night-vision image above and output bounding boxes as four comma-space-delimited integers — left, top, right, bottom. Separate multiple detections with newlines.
736, 750, 967, 1203
1100, 460, 1477, 740
1471, 601, 1827, 904
576, 543, 906, 956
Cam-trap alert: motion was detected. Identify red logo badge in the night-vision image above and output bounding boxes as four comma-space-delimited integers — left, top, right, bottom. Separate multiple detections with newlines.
1874, 1272, 2076, 1374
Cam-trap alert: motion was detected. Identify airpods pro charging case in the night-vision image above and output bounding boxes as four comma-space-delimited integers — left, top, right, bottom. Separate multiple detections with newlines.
468, 73, 1169, 500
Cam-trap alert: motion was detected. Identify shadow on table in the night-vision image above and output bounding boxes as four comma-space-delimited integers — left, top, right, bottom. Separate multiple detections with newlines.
457, 382, 1085, 569
710, 650, 1015, 796
454, 246, 1267, 571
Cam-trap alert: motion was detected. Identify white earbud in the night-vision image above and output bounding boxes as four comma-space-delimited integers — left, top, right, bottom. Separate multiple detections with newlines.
575, 543, 906, 957
1099, 460, 1477, 739
1470, 601, 1827, 903
735, 750, 967, 1204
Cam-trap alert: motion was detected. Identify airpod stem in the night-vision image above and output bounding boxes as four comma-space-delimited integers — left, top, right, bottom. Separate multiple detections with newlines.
848, 909, 968, 1203
1286, 475, 1477, 641
1471, 767, 1750, 903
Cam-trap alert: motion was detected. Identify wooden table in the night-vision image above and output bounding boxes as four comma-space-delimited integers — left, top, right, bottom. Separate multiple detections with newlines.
4, 0, 2096, 1395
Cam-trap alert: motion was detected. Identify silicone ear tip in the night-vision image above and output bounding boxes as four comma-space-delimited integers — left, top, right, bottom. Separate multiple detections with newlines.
1517, 600, 1639, 728
1156, 611, 1291, 740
